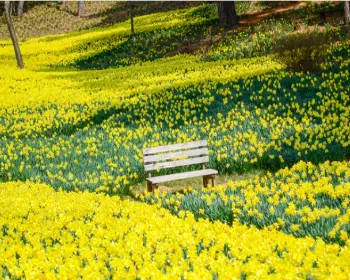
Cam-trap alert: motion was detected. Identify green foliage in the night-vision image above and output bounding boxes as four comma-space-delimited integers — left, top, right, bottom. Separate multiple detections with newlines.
203, 18, 296, 61
273, 29, 337, 72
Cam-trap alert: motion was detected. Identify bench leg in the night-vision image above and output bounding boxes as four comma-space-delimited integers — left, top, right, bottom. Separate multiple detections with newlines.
152, 184, 158, 192
147, 181, 152, 192
211, 176, 215, 188
203, 176, 208, 188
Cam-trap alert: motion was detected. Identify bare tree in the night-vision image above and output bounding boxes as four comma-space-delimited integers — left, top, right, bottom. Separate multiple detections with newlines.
17, 1, 24, 17
345, 1, 350, 26
129, 1, 135, 41
77, 0, 84, 16
217, 1, 238, 30
4, 1, 24, 69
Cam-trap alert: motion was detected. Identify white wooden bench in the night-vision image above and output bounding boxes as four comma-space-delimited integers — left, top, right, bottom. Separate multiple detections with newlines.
143, 140, 218, 192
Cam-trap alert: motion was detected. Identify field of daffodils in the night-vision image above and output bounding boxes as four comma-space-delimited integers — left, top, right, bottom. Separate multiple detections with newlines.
0, 3, 349, 279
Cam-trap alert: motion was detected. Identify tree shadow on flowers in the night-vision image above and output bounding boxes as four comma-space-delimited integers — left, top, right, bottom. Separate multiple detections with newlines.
71, 19, 216, 70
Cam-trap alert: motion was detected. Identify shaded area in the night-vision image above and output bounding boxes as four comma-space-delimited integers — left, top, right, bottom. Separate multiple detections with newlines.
87, 1, 203, 29
204, 1, 346, 62
73, 19, 216, 70
71, 1, 346, 71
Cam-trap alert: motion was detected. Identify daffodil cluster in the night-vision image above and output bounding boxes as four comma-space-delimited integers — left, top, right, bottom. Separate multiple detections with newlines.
1, 181, 350, 279
142, 160, 350, 245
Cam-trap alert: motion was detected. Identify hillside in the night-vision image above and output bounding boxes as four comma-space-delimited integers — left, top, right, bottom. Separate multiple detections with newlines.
0, 2, 350, 278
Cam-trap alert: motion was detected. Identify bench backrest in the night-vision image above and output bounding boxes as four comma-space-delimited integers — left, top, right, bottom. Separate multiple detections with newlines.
143, 140, 208, 172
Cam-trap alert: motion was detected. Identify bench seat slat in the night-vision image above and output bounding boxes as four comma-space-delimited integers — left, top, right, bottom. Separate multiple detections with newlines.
147, 169, 218, 184
143, 140, 207, 155
144, 148, 208, 163
144, 156, 209, 172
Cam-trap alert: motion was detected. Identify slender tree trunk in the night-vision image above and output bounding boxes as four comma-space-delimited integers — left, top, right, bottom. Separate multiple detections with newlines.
77, 0, 84, 16
319, 11, 326, 24
345, 1, 350, 26
4, 1, 24, 69
17, 1, 24, 17
129, 1, 135, 41
217, 1, 238, 30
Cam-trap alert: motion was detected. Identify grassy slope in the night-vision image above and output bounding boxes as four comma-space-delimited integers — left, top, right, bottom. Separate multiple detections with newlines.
0, 1, 201, 40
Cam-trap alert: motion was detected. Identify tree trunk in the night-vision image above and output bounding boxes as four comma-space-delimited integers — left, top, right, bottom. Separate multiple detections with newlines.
17, 1, 24, 17
4, 1, 24, 69
129, 1, 135, 41
345, 1, 350, 26
77, 0, 84, 16
217, 1, 238, 30
319, 11, 326, 24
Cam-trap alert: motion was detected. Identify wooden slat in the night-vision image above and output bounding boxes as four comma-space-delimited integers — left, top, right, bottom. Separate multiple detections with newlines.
143, 140, 207, 155
144, 156, 209, 171
147, 169, 218, 184
144, 148, 208, 164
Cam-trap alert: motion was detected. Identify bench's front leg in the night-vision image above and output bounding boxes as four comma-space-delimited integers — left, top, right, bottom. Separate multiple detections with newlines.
203, 176, 208, 188
211, 175, 215, 187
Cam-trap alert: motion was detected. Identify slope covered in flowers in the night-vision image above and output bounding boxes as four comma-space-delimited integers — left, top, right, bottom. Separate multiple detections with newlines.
1, 44, 349, 193
0, 3, 350, 279
1, 181, 350, 279
0, 4, 349, 197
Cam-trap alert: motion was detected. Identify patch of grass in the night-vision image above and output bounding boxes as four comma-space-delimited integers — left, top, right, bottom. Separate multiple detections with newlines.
132, 170, 264, 194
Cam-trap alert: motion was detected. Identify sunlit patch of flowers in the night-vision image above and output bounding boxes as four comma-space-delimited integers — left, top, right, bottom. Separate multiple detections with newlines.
1, 181, 350, 279
142, 160, 350, 245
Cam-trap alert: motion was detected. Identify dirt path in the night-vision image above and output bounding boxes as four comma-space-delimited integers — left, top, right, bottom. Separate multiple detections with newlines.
240, 1, 306, 26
